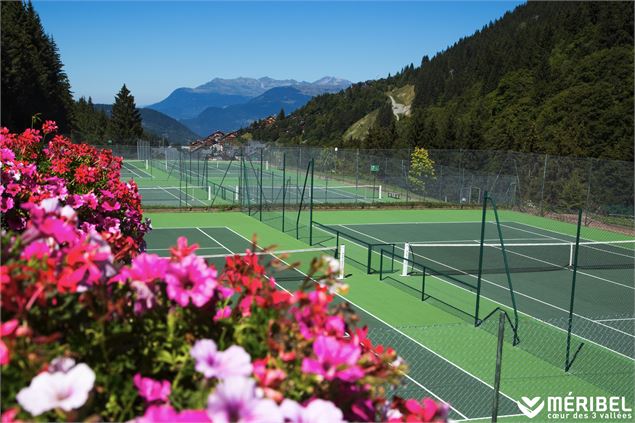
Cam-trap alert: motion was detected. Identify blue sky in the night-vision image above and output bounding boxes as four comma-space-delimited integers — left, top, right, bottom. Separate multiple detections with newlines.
34, 1, 524, 106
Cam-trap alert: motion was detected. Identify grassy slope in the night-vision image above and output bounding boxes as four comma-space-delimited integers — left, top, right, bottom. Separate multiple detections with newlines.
342, 84, 415, 142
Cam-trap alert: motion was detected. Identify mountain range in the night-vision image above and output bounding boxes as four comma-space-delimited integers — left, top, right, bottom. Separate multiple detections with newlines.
147, 76, 351, 136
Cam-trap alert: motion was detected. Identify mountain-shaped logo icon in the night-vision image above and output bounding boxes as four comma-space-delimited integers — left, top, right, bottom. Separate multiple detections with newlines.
517, 396, 545, 418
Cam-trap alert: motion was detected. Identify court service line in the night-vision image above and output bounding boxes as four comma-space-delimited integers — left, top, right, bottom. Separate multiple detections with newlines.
195, 228, 234, 255
158, 185, 207, 207
335, 224, 635, 359
222, 227, 471, 420
594, 317, 635, 322
506, 222, 635, 260
498, 223, 634, 290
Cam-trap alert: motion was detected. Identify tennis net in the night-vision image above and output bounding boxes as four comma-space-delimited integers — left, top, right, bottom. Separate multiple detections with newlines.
402, 240, 635, 275
201, 245, 345, 282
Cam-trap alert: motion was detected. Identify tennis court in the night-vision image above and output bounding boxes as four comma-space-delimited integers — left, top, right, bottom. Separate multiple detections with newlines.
312, 219, 635, 361
145, 225, 521, 420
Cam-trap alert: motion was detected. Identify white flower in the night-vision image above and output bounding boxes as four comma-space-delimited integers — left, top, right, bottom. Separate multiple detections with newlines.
323, 255, 340, 275
280, 399, 345, 423
17, 363, 95, 416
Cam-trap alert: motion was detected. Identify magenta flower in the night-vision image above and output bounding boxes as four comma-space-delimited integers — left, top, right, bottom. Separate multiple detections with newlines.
134, 404, 210, 423
206, 377, 282, 423
301, 336, 364, 382
213, 305, 232, 321
280, 399, 345, 423
16, 362, 95, 416
190, 339, 252, 379
20, 240, 50, 260
42, 120, 58, 134
165, 255, 218, 307
120, 254, 168, 283
133, 373, 171, 403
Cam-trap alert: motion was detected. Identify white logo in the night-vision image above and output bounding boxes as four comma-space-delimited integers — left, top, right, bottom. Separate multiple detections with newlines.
518, 396, 545, 419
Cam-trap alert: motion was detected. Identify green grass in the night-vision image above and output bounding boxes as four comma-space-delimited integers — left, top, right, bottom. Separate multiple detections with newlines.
145, 208, 634, 421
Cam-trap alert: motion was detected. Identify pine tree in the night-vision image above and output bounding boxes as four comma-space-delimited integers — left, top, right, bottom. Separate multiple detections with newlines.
1, 1, 73, 131
109, 84, 143, 145
277, 108, 285, 120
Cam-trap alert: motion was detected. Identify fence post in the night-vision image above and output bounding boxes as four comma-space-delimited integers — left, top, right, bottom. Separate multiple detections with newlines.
565, 209, 584, 371
282, 153, 286, 233
475, 191, 488, 326
539, 154, 548, 216
491, 311, 506, 422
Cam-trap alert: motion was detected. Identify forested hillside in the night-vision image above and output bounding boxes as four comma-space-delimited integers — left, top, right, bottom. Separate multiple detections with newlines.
245, 2, 634, 161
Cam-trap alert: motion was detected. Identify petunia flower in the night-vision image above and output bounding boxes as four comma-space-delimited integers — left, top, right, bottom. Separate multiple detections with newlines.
301, 336, 364, 382
280, 399, 345, 423
133, 404, 210, 423
190, 339, 252, 379
206, 377, 282, 423
16, 362, 95, 416
165, 255, 218, 307
133, 373, 171, 403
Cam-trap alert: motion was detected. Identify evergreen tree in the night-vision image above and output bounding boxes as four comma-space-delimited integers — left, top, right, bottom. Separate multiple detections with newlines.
277, 108, 286, 120
109, 84, 143, 145
72, 97, 109, 145
1, 1, 73, 131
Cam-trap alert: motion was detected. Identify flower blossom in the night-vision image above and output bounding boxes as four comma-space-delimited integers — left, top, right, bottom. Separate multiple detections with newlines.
280, 399, 345, 423
191, 339, 252, 379
133, 373, 171, 403
134, 405, 210, 423
165, 255, 219, 307
16, 362, 95, 416
206, 377, 282, 423
301, 335, 364, 382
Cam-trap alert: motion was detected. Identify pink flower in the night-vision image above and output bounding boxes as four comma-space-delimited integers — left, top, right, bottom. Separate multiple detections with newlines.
280, 399, 345, 423
21, 240, 50, 260
0, 196, 14, 212
190, 339, 252, 379
206, 377, 282, 423
42, 120, 58, 134
301, 336, 364, 382
16, 362, 95, 416
213, 306, 232, 321
120, 253, 168, 283
0, 320, 19, 366
133, 373, 171, 403
134, 404, 210, 423
165, 255, 218, 307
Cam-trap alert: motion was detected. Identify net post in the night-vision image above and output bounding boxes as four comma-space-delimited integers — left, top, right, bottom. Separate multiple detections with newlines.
565, 208, 584, 371
568, 243, 574, 267
475, 191, 488, 326
309, 158, 314, 245
145, 159, 149, 170
491, 310, 506, 422
235, 186, 239, 202
208, 186, 211, 202
378, 185, 382, 199
379, 249, 384, 280
259, 149, 264, 222
421, 268, 426, 301
402, 243, 410, 276
367, 245, 372, 274
282, 153, 286, 233
338, 245, 345, 280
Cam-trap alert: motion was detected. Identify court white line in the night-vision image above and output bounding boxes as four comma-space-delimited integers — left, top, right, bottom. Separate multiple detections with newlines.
223, 226, 501, 420
146, 246, 228, 252
196, 228, 234, 255
332, 224, 635, 360
499, 223, 634, 290
595, 317, 635, 322
158, 186, 207, 207
316, 220, 483, 226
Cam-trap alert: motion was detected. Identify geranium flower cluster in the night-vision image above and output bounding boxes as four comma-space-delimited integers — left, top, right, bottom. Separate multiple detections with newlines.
0, 123, 447, 422
0, 122, 150, 262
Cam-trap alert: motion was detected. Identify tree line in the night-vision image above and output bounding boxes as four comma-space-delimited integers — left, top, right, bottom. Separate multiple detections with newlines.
1, 1, 143, 145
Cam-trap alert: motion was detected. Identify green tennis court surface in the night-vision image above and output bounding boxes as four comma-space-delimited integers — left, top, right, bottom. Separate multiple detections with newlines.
144, 225, 521, 420
312, 220, 635, 359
